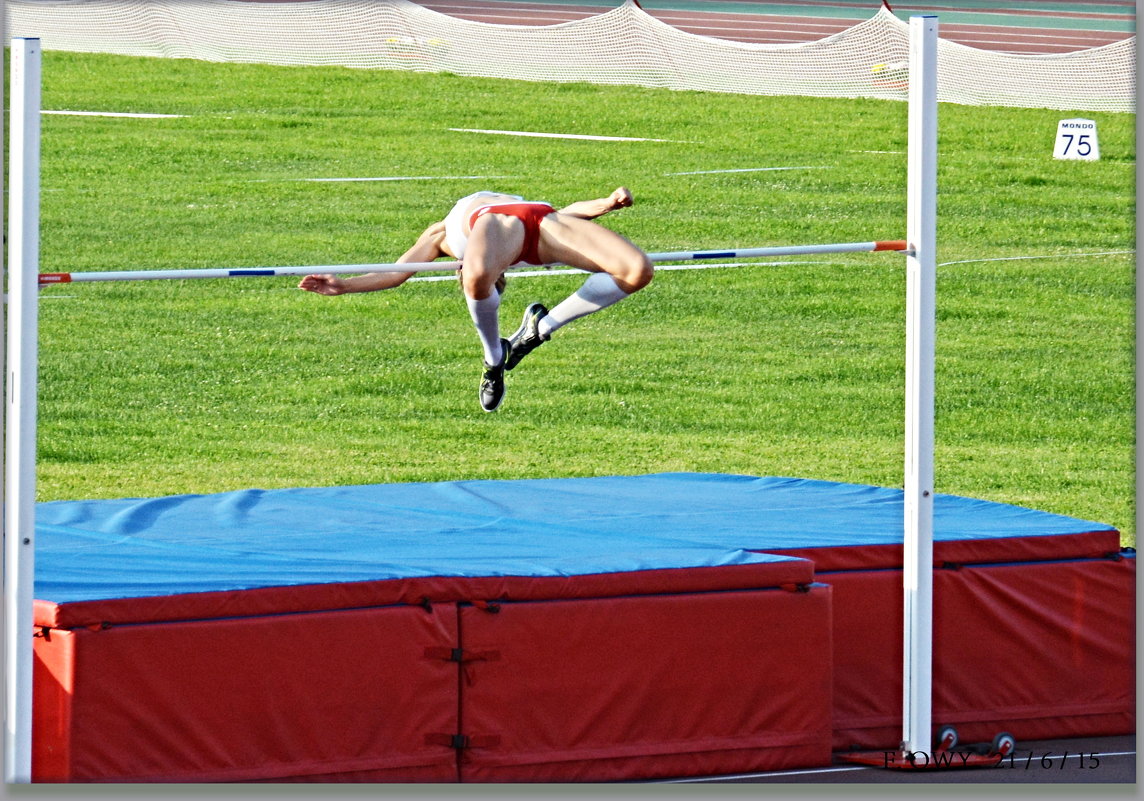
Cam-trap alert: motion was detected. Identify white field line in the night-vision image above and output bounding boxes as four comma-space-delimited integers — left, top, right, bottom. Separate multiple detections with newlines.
938, 250, 1134, 266
449, 127, 689, 142
666, 166, 830, 175
290, 176, 513, 182
658, 765, 871, 782
43, 110, 185, 118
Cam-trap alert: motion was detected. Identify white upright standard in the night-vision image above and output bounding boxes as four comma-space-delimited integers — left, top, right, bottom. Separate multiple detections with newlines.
5, 37, 41, 785
902, 15, 938, 757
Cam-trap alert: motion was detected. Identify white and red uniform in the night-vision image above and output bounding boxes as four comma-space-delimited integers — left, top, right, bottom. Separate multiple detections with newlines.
444, 191, 556, 265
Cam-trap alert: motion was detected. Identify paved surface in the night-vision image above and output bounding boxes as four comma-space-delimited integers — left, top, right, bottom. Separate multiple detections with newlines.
654, 733, 1136, 785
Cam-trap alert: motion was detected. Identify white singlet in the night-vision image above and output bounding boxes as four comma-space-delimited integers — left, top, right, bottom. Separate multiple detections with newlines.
443, 191, 523, 258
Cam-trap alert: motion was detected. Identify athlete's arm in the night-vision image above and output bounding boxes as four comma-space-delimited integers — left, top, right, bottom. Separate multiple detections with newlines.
557, 187, 633, 219
299, 221, 449, 295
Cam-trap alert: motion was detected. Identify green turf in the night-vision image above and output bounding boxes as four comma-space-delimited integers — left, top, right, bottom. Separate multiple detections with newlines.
29, 50, 1135, 545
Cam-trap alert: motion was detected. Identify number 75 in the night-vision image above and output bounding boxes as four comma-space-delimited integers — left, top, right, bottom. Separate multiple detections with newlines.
1060, 133, 1094, 156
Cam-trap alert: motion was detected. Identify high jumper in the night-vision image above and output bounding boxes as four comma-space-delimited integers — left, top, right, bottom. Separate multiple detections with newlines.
298, 186, 653, 412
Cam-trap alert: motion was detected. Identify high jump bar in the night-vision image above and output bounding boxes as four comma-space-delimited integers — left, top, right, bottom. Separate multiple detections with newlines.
38, 241, 910, 284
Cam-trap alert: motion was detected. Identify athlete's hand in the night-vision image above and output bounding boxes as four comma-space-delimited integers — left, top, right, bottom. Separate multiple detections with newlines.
298, 274, 346, 295
609, 187, 633, 210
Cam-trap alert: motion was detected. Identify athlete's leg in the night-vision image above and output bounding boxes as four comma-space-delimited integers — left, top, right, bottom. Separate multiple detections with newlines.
462, 214, 525, 410
462, 214, 524, 363
537, 215, 651, 334
505, 215, 652, 370
537, 213, 653, 295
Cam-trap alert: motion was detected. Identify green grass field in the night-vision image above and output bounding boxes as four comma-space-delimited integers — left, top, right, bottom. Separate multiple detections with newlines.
31, 51, 1135, 545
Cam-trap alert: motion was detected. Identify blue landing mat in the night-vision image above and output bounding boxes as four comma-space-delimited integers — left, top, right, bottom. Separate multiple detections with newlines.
34, 472, 1116, 603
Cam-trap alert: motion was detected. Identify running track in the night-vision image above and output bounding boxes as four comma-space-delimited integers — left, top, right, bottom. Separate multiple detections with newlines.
247, 0, 1135, 53
411, 0, 1135, 53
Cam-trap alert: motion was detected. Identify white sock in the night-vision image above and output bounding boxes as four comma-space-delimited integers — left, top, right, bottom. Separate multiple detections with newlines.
466, 293, 503, 365
540, 273, 631, 337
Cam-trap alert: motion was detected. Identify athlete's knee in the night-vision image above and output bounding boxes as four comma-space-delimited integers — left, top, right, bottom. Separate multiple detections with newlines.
618, 251, 654, 292
460, 264, 500, 299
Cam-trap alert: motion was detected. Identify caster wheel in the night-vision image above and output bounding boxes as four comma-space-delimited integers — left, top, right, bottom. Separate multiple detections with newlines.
935, 725, 958, 751
991, 732, 1016, 756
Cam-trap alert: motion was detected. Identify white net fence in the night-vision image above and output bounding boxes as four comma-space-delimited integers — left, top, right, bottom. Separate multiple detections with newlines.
5, 0, 1136, 112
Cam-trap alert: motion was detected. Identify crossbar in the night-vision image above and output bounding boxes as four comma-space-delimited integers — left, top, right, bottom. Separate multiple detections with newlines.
38, 241, 910, 285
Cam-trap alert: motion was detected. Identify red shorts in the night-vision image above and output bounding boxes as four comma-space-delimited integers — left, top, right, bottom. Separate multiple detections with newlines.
470, 202, 556, 265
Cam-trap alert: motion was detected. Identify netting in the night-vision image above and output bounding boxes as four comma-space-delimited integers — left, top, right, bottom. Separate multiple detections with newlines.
4, 0, 1136, 112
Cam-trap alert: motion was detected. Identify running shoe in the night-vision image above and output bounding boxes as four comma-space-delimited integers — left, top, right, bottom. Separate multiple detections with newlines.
479, 338, 511, 412
505, 302, 550, 371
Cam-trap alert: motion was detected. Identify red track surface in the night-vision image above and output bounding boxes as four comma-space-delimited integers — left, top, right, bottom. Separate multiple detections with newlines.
243, 0, 1133, 53
412, 1, 1133, 53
